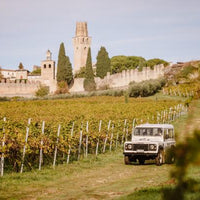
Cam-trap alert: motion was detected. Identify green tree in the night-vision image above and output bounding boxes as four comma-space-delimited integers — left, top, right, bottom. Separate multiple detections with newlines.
35, 85, 49, 97
18, 62, 24, 70
146, 58, 168, 69
96, 46, 111, 78
0, 67, 3, 80
57, 42, 73, 85
31, 68, 41, 75
74, 67, 86, 78
84, 48, 96, 91
111, 56, 146, 74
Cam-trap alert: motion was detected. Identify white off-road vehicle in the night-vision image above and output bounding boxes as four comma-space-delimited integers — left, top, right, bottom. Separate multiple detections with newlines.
123, 124, 175, 165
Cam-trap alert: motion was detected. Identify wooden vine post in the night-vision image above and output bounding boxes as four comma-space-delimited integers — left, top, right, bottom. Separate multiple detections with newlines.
103, 120, 111, 153
39, 121, 45, 170
85, 121, 89, 158
67, 122, 74, 164
0, 117, 6, 177
115, 124, 119, 149
95, 120, 102, 156
125, 124, 129, 142
53, 124, 61, 169
20, 118, 31, 173
121, 119, 127, 145
78, 123, 83, 161
131, 119, 135, 141
109, 124, 114, 152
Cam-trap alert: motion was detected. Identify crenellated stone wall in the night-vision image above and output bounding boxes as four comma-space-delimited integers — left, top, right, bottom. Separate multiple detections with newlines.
0, 64, 165, 96
0, 80, 40, 97
70, 64, 165, 92
0, 78, 57, 97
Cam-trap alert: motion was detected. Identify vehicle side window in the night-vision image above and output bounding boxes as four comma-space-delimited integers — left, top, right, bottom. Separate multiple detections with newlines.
164, 129, 169, 140
168, 129, 174, 139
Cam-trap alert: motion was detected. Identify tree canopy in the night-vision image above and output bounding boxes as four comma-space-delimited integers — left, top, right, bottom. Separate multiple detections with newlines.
18, 62, 24, 70
57, 42, 73, 85
84, 48, 96, 91
146, 58, 168, 69
96, 46, 111, 79
111, 56, 168, 74
0, 68, 3, 80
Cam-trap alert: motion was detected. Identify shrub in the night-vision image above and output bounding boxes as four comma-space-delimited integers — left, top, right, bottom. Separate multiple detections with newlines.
128, 84, 142, 97
74, 67, 86, 78
128, 78, 166, 97
35, 85, 49, 97
0, 97, 10, 101
55, 81, 69, 94
83, 79, 96, 91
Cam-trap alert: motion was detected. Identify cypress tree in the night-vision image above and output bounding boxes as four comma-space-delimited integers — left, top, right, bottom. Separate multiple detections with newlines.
96, 46, 111, 79
84, 48, 96, 91
0, 68, 3, 80
65, 55, 73, 85
57, 42, 73, 85
18, 62, 24, 70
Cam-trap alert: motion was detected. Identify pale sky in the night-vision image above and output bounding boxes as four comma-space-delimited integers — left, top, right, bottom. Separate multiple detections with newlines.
1, 0, 200, 70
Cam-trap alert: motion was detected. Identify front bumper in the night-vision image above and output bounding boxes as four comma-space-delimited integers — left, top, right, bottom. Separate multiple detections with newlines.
123, 151, 158, 156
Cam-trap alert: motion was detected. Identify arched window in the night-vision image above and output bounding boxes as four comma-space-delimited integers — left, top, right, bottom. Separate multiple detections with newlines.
49, 64, 51, 68
84, 47, 87, 50
44, 64, 46, 68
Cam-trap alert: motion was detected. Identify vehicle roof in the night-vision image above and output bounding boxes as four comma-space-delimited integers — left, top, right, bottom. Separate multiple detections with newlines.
135, 123, 174, 129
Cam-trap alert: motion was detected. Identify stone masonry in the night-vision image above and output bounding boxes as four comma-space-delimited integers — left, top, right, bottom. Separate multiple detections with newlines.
72, 22, 91, 73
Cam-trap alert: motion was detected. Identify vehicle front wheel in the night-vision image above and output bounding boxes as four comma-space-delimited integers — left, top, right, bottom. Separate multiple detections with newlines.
124, 156, 131, 165
155, 149, 164, 166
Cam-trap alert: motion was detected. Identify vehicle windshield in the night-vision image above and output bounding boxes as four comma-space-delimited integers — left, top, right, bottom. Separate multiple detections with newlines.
134, 128, 163, 136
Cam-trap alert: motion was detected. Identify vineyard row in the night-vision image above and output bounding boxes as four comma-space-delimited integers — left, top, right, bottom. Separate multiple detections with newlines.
0, 103, 187, 176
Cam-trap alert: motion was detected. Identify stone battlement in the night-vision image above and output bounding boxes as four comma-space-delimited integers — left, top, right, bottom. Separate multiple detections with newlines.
0, 81, 40, 97
0, 79, 41, 84
70, 64, 165, 92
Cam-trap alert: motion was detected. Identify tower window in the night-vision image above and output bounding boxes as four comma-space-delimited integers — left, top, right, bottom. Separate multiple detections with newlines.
84, 47, 87, 50
44, 64, 46, 68
76, 47, 78, 50
49, 64, 51, 68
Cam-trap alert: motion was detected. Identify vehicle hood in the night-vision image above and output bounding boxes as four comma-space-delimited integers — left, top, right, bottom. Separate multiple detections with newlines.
131, 136, 163, 143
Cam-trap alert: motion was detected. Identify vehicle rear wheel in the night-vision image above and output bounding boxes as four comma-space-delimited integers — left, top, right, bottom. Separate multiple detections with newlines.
165, 146, 175, 164
155, 149, 164, 166
138, 158, 145, 165
124, 156, 131, 165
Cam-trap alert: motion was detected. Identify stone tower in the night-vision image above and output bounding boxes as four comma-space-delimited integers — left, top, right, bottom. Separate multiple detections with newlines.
41, 50, 55, 80
72, 22, 91, 73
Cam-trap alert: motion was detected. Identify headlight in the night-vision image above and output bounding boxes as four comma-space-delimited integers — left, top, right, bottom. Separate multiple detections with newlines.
125, 144, 133, 150
149, 144, 157, 151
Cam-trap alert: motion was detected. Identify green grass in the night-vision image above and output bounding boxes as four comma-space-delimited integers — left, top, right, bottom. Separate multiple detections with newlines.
118, 188, 162, 200
117, 99, 200, 200
0, 97, 199, 200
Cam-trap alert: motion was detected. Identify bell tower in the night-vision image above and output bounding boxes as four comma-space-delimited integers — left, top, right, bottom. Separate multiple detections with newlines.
72, 22, 91, 73
41, 50, 55, 80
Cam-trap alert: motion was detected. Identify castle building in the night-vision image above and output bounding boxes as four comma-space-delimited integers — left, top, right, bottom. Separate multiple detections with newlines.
41, 50, 56, 80
72, 22, 91, 73
1, 69, 16, 80
0, 22, 166, 96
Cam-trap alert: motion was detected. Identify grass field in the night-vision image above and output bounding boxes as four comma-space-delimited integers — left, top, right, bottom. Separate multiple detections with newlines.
0, 95, 199, 200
